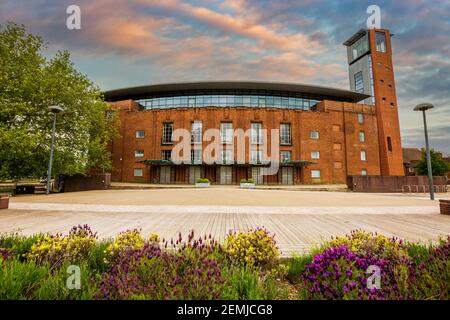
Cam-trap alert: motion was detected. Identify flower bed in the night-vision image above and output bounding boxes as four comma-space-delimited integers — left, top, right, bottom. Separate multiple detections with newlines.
0, 227, 448, 300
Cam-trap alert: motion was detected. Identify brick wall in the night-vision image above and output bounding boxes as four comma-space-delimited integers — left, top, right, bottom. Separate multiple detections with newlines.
64, 173, 111, 192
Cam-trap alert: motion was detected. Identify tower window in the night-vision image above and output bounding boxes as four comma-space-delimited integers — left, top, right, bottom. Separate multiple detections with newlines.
358, 113, 364, 124
359, 131, 365, 142
376, 32, 386, 53
360, 150, 367, 161
387, 137, 393, 152
354, 71, 364, 93
310, 131, 319, 139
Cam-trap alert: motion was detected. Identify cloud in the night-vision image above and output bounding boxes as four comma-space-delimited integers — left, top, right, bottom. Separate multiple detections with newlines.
0, 0, 449, 152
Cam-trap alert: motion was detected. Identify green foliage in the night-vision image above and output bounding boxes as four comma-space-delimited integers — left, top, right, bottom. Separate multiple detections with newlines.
246, 178, 255, 184
416, 149, 450, 176
225, 228, 279, 269
0, 232, 44, 261
221, 267, 265, 299
196, 178, 210, 183
0, 258, 50, 299
0, 23, 119, 180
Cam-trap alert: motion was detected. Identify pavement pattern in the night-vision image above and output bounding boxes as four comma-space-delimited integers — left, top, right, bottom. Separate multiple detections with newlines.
1, 189, 449, 256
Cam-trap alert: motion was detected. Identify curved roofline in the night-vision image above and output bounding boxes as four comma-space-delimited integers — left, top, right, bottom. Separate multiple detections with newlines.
103, 80, 370, 103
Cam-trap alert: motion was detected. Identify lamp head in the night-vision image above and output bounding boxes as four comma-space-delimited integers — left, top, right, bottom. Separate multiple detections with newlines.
49, 105, 64, 114
414, 103, 434, 112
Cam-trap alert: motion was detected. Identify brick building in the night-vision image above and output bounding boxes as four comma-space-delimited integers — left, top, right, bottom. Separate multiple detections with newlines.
105, 28, 404, 185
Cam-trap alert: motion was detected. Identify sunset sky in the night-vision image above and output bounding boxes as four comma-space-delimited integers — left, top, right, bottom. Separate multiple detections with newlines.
1, 0, 449, 153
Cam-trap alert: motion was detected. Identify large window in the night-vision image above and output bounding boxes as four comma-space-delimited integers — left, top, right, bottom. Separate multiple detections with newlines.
162, 123, 173, 144
354, 71, 364, 93
221, 149, 233, 164
137, 94, 319, 111
161, 150, 172, 161
376, 32, 386, 53
191, 120, 202, 144
280, 151, 291, 163
191, 149, 202, 164
251, 123, 263, 144
250, 150, 262, 164
280, 123, 291, 145
220, 122, 233, 144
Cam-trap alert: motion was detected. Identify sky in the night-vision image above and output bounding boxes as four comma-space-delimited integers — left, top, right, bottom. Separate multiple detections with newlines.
1, 0, 449, 154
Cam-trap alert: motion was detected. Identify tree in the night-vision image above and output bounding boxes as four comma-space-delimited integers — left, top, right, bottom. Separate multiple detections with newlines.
0, 23, 118, 180
416, 149, 450, 177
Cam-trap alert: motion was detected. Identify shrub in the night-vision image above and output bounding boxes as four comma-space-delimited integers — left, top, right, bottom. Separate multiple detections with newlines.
104, 229, 145, 263
409, 236, 449, 299
98, 231, 225, 300
225, 228, 279, 269
27, 225, 97, 269
330, 230, 408, 262
196, 178, 210, 183
0, 233, 44, 261
240, 179, 247, 183
301, 245, 402, 300
0, 258, 50, 299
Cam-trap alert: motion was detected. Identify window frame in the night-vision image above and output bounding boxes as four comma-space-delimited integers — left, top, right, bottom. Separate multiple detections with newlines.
162, 122, 174, 144
280, 123, 292, 145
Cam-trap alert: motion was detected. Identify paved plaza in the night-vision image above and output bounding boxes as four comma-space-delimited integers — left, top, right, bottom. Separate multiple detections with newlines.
1, 188, 449, 256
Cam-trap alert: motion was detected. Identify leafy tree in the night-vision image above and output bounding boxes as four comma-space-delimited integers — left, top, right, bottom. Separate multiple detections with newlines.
416, 149, 450, 176
0, 23, 118, 180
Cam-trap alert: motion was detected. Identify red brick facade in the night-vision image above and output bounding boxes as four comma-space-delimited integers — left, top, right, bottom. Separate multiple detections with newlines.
109, 100, 381, 184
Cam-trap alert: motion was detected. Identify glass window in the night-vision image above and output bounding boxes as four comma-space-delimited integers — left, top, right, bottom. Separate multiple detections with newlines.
219, 96, 227, 106
162, 123, 173, 144
161, 150, 172, 161
191, 149, 202, 164
361, 169, 368, 176
204, 96, 212, 106
280, 123, 291, 145
280, 151, 291, 163
221, 149, 233, 164
250, 150, 262, 164
358, 113, 364, 124
134, 168, 143, 177
136, 130, 145, 138
360, 150, 367, 161
135, 150, 144, 158
310, 131, 319, 139
251, 123, 263, 144
243, 96, 251, 106
359, 131, 365, 142
311, 170, 321, 179
191, 120, 202, 144
311, 151, 320, 159
354, 71, 364, 93
220, 122, 233, 144
376, 32, 386, 53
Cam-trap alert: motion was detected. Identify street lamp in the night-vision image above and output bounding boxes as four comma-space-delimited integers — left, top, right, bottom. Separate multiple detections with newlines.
413, 103, 434, 200
46, 105, 64, 195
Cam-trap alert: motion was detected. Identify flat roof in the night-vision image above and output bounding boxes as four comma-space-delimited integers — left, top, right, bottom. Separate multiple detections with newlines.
103, 81, 370, 103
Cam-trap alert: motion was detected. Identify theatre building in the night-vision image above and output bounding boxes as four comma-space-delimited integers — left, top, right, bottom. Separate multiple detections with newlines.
105, 28, 404, 185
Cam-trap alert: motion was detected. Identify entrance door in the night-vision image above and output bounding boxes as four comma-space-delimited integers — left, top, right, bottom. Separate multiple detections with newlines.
281, 167, 293, 185
160, 166, 171, 184
188, 166, 202, 184
251, 167, 263, 184
219, 166, 232, 184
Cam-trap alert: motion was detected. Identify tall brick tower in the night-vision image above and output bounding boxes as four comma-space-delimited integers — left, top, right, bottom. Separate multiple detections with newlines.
344, 28, 404, 176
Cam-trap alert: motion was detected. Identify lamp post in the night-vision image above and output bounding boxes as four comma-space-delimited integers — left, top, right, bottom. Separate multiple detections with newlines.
46, 105, 64, 195
414, 103, 434, 200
